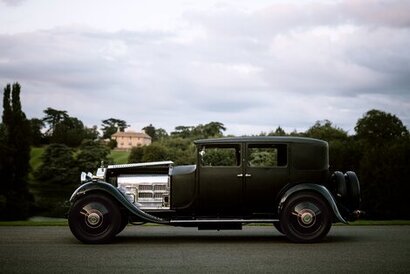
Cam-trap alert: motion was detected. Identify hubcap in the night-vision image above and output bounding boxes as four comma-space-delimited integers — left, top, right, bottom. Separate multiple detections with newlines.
299, 209, 315, 227
81, 205, 105, 229
290, 201, 321, 232
87, 212, 101, 226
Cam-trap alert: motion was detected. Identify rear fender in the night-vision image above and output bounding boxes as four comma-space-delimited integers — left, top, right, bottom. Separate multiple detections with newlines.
69, 180, 169, 224
278, 183, 347, 224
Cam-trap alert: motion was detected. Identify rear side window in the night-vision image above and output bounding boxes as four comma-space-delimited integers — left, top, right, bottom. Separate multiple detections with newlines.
248, 144, 287, 167
200, 145, 241, 167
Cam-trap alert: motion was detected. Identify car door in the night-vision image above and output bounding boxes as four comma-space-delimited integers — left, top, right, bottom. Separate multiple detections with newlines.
198, 143, 244, 216
244, 143, 289, 215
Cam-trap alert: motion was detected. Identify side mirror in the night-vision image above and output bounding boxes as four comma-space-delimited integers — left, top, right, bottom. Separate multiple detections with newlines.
80, 172, 87, 182
96, 168, 105, 178
80, 172, 94, 182
199, 148, 206, 165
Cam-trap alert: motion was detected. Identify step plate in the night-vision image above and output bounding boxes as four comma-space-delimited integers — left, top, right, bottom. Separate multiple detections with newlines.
170, 219, 279, 224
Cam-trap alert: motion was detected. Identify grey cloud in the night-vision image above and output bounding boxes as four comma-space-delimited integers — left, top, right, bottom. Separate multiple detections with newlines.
187, 0, 410, 38
1, 0, 27, 6
1, 1, 409, 135
340, 0, 410, 28
183, 1, 410, 98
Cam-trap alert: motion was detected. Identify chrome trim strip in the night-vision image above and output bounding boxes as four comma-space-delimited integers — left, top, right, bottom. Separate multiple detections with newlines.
108, 161, 174, 169
170, 219, 279, 224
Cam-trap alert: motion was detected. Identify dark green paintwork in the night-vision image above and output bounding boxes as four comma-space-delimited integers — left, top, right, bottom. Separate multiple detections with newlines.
70, 136, 350, 224
192, 137, 331, 218
69, 180, 169, 224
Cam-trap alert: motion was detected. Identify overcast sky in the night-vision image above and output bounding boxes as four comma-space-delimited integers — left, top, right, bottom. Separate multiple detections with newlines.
1, 0, 409, 135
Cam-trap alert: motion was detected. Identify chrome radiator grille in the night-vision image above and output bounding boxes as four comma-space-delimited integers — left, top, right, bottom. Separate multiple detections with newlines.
117, 174, 170, 210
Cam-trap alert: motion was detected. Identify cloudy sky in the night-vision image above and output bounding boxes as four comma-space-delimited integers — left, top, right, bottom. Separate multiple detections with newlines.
1, 0, 409, 135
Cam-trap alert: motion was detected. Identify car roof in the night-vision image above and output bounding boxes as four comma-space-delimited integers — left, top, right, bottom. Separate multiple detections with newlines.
194, 136, 327, 146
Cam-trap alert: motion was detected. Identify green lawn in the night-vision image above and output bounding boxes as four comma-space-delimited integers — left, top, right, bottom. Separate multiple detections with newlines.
0, 220, 68, 226
29, 146, 130, 174
30, 147, 45, 172
345, 220, 410, 226
110, 150, 130, 164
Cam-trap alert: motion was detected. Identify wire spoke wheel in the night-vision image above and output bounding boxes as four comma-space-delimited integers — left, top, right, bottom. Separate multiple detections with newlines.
69, 194, 121, 244
281, 192, 332, 243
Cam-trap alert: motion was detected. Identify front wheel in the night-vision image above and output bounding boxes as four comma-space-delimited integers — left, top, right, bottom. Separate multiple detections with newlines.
280, 192, 332, 243
68, 194, 121, 244
273, 222, 284, 234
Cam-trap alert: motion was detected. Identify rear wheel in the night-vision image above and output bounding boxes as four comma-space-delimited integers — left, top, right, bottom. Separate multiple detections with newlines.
68, 194, 121, 244
280, 192, 332, 243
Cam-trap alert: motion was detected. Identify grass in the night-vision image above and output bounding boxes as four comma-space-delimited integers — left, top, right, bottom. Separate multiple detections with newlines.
345, 220, 410, 226
30, 147, 45, 172
110, 150, 130, 164
0, 221, 69, 226
29, 146, 130, 173
0, 217, 68, 226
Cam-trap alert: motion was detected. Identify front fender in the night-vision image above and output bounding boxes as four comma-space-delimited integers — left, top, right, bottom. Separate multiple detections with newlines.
278, 183, 347, 224
69, 180, 169, 224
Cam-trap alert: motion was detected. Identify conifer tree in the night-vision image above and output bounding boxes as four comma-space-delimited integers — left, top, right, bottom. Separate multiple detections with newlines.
0, 83, 33, 220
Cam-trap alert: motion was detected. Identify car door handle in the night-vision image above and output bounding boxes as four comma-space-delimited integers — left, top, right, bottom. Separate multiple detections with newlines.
237, 174, 252, 177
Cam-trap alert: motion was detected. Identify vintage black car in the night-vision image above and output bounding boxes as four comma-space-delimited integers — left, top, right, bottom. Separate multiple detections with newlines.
68, 136, 361, 244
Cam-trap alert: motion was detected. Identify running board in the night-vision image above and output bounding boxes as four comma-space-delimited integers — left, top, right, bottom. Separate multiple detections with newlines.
170, 219, 279, 224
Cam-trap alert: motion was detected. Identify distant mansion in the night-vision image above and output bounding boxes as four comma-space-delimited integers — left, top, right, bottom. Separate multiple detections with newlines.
111, 130, 152, 150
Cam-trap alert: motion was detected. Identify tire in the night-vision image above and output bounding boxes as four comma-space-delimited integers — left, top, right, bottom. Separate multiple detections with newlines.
116, 212, 129, 235
331, 171, 347, 201
345, 171, 361, 210
280, 192, 332, 243
68, 194, 121, 244
273, 222, 284, 234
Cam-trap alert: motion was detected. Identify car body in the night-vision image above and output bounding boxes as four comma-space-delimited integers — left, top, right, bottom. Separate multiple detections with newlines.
68, 136, 361, 243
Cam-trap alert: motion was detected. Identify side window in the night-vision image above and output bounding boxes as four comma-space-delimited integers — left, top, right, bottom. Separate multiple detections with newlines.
248, 144, 287, 167
200, 145, 241, 167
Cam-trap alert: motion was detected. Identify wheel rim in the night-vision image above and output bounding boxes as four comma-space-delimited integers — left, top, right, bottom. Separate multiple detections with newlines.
78, 202, 112, 236
289, 201, 324, 235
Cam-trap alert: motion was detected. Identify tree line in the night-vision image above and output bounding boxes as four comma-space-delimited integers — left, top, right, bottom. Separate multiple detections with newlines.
1, 83, 409, 219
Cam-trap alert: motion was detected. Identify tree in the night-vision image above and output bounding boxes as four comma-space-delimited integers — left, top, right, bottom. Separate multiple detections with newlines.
42, 107, 69, 136
354, 109, 410, 219
142, 124, 156, 140
42, 108, 95, 147
305, 120, 348, 141
52, 116, 86, 147
201, 122, 226, 137
83, 125, 100, 141
29, 118, 45, 146
76, 140, 111, 173
268, 126, 286, 136
171, 122, 226, 139
33, 144, 78, 217
0, 83, 33, 220
101, 118, 129, 139
142, 143, 169, 162
171, 126, 194, 138
163, 137, 196, 164
128, 146, 144, 163
355, 109, 408, 144
142, 124, 168, 142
